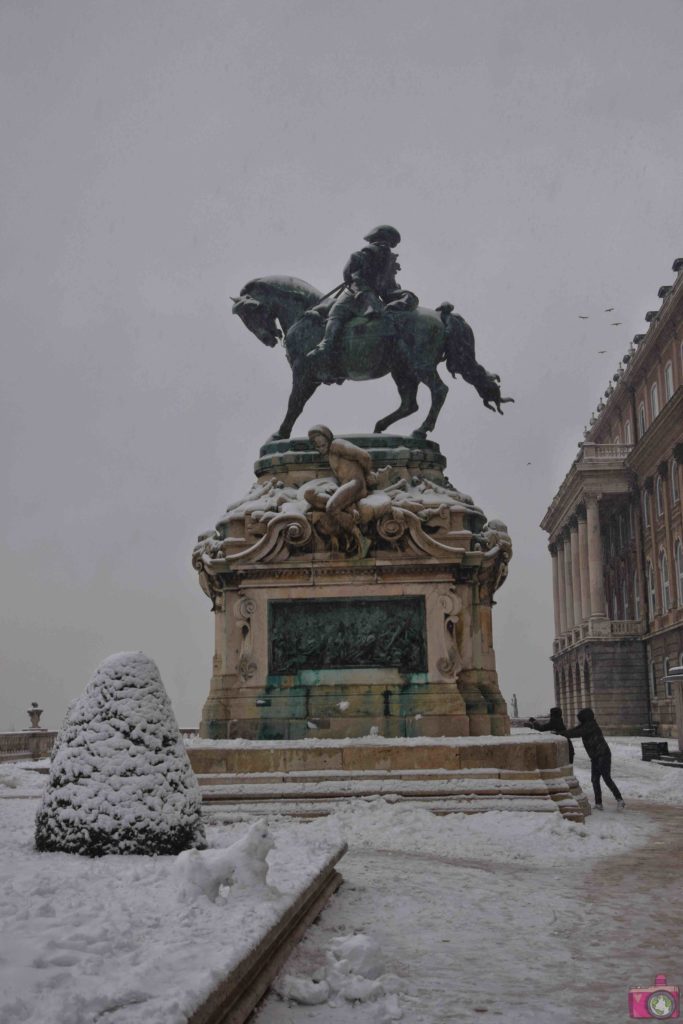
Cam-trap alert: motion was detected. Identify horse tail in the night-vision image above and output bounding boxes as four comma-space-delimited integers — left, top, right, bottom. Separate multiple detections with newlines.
444, 314, 475, 378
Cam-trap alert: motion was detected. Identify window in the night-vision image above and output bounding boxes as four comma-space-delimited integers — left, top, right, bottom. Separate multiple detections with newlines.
638, 402, 647, 438
621, 577, 629, 619
649, 660, 657, 699
633, 570, 641, 620
651, 382, 660, 419
672, 462, 680, 505
643, 491, 650, 530
675, 539, 683, 606
625, 420, 633, 445
664, 658, 672, 698
647, 560, 656, 618
656, 476, 664, 518
660, 549, 671, 612
629, 505, 635, 539
613, 435, 621, 446
612, 590, 619, 620
665, 361, 674, 401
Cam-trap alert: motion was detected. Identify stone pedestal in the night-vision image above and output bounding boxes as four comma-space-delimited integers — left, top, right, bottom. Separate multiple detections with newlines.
193, 434, 512, 740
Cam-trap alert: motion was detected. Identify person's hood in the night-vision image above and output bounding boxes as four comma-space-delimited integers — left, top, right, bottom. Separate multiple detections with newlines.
576, 708, 595, 723
548, 707, 565, 724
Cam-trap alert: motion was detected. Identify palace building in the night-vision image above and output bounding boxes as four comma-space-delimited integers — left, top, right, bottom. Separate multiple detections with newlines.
541, 258, 683, 735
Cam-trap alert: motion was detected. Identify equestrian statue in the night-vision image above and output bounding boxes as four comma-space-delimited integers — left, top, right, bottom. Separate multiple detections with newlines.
231, 225, 513, 441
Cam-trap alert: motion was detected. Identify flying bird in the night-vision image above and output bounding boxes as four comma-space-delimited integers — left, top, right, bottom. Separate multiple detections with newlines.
597, 349, 607, 354
578, 315, 589, 319
604, 307, 614, 312
610, 322, 622, 326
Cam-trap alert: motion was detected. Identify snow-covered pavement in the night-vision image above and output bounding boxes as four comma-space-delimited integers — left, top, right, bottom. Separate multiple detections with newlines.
1, 737, 681, 1024
255, 738, 683, 1023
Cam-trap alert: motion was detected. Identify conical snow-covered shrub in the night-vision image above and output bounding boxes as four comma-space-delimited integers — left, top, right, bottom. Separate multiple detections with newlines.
35, 652, 205, 856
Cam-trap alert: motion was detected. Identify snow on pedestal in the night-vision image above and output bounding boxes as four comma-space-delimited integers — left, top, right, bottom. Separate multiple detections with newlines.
35, 651, 205, 856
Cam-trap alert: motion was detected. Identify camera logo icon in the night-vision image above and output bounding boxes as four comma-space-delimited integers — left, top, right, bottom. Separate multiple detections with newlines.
629, 974, 680, 1019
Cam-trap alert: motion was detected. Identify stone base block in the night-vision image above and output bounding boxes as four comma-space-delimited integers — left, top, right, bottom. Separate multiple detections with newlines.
187, 735, 589, 821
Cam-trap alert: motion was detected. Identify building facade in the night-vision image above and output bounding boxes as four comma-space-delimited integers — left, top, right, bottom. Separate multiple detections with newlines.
541, 258, 683, 735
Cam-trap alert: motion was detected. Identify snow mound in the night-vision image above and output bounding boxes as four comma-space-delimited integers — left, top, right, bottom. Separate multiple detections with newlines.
35, 652, 205, 856
176, 822, 276, 901
274, 932, 403, 1017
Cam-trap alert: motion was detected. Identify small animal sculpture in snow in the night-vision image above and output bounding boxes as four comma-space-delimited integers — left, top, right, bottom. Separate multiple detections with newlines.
175, 822, 277, 903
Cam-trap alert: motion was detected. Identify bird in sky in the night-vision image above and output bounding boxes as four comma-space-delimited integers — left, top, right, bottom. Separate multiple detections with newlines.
526, 461, 532, 466
611, 322, 622, 326
597, 349, 607, 354
578, 315, 589, 319
604, 307, 614, 312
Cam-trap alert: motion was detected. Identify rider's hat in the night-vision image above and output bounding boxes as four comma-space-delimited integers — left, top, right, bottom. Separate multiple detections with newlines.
363, 225, 401, 247
435, 302, 454, 314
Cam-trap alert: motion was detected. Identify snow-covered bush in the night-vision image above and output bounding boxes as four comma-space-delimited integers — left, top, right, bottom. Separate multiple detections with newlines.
35, 652, 205, 856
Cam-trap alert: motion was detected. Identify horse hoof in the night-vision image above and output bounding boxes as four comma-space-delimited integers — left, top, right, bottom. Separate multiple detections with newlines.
411, 429, 428, 440
374, 424, 385, 434
266, 432, 284, 442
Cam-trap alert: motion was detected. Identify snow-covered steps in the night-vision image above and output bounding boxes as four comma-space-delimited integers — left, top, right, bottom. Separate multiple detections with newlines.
187, 736, 590, 822
197, 768, 588, 822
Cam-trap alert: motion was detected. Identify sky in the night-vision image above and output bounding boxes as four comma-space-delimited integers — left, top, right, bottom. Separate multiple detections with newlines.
2, 0, 683, 729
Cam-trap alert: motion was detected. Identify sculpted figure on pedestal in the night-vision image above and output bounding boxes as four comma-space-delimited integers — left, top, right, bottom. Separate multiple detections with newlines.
305, 226, 418, 383
304, 425, 382, 556
230, 228, 513, 441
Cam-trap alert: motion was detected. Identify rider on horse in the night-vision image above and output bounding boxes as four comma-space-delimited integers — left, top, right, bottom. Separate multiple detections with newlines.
307, 225, 418, 381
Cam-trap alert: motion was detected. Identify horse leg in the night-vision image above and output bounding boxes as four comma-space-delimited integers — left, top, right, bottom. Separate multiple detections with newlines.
271, 363, 320, 440
412, 368, 448, 439
374, 371, 419, 434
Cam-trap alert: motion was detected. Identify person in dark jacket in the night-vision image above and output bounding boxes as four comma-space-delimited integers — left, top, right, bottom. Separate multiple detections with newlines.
525, 707, 574, 764
563, 707, 625, 810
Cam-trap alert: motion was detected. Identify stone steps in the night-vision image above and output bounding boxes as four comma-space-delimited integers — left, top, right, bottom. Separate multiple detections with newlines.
198, 769, 587, 822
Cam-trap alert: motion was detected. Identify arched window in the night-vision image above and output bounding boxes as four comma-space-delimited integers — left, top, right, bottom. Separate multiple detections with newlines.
621, 577, 629, 619
633, 570, 641, 620
638, 402, 647, 438
651, 382, 660, 419
672, 461, 680, 505
660, 549, 671, 612
625, 420, 633, 445
675, 538, 683, 607
656, 476, 664, 518
647, 560, 656, 618
613, 434, 621, 446
612, 589, 619, 620
642, 491, 650, 529
664, 658, 672, 698
665, 361, 674, 401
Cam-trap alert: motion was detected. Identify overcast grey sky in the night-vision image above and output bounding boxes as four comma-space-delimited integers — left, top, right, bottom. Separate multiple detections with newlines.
2, 0, 683, 729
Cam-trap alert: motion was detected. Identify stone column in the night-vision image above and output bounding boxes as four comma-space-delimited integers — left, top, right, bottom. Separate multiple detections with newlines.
569, 517, 582, 628
577, 507, 591, 622
563, 530, 575, 631
585, 495, 607, 619
549, 544, 561, 638
659, 462, 675, 613
556, 537, 567, 634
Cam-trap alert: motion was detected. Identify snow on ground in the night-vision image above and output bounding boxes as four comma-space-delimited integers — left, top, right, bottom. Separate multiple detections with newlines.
0, 785, 342, 1024
1, 738, 681, 1024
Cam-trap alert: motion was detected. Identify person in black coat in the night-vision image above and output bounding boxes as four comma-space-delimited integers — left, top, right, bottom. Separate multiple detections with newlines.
525, 707, 574, 764
563, 707, 625, 810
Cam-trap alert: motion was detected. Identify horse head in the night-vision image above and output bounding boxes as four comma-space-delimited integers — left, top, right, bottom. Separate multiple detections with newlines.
231, 293, 282, 348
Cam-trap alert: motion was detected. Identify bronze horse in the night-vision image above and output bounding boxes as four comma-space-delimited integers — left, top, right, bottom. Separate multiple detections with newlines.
231, 276, 512, 441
